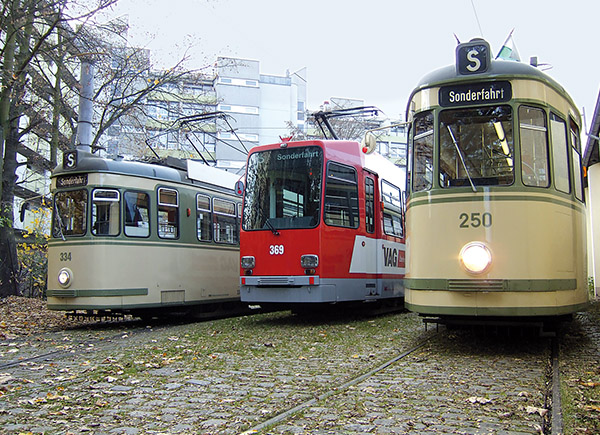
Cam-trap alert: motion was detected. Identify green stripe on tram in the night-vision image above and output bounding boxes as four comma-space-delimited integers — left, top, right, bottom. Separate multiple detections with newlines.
404, 278, 578, 292
407, 190, 584, 213
48, 239, 238, 251
404, 302, 589, 317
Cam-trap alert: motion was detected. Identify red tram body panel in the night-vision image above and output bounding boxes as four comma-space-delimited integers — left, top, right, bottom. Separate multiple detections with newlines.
240, 139, 405, 305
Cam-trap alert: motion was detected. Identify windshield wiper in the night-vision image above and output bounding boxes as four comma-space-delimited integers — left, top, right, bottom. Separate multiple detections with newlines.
264, 219, 280, 236
53, 202, 66, 241
445, 124, 477, 192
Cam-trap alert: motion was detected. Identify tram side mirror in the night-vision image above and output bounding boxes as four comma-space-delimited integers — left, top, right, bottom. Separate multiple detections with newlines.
19, 202, 30, 223
361, 132, 377, 154
235, 180, 245, 196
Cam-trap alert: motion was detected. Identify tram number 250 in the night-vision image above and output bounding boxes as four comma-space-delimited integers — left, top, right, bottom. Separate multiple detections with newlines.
269, 244, 285, 255
459, 212, 492, 228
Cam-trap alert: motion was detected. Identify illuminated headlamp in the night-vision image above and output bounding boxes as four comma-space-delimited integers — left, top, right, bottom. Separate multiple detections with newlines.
241, 256, 255, 270
459, 242, 492, 274
57, 268, 72, 288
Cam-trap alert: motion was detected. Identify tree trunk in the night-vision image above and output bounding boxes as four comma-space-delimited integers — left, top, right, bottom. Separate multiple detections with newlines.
0, 121, 20, 297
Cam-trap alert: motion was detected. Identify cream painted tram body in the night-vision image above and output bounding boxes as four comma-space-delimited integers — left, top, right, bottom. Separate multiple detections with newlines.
404, 39, 589, 320
47, 150, 243, 318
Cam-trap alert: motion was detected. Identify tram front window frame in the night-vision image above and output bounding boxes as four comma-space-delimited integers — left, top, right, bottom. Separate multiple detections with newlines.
242, 146, 323, 231
52, 189, 88, 238
439, 105, 514, 188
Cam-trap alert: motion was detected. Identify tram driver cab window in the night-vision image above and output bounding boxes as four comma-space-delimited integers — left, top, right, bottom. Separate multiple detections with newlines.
324, 162, 359, 228
91, 189, 120, 236
411, 111, 434, 192
519, 106, 549, 187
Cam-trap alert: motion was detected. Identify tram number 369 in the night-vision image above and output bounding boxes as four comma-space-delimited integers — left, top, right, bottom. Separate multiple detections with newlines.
459, 212, 492, 228
269, 244, 285, 255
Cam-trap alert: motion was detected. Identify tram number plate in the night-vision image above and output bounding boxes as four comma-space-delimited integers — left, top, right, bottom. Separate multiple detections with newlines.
59, 251, 72, 261
459, 212, 492, 228
269, 245, 284, 255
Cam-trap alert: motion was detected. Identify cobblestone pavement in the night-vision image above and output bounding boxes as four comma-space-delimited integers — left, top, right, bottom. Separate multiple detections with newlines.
0, 302, 599, 434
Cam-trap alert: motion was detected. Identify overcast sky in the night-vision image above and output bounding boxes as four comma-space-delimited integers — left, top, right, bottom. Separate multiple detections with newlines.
107, 0, 600, 130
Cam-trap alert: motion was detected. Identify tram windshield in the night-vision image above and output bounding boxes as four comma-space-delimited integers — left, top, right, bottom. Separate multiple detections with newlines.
242, 146, 323, 231
439, 105, 514, 187
52, 189, 88, 238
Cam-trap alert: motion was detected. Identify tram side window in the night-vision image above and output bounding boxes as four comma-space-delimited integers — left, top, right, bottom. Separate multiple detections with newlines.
365, 177, 375, 233
570, 118, 584, 202
124, 191, 150, 237
214, 198, 238, 244
549, 113, 570, 194
382, 180, 403, 238
519, 106, 549, 187
91, 189, 120, 236
196, 194, 212, 242
324, 162, 359, 228
53, 190, 87, 238
158, 188, 179, 239
412, 111, 434, 192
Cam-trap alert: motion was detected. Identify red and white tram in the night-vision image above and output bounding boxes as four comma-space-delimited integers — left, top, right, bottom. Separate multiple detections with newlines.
239, 138, 405, 307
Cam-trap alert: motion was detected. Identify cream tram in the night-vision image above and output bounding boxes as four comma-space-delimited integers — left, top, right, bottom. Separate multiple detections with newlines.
404, 38, 589, 320
47, 150, 243, 318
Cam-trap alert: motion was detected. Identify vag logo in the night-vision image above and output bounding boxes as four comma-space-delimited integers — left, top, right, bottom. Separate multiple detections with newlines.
382, 246, 403, 268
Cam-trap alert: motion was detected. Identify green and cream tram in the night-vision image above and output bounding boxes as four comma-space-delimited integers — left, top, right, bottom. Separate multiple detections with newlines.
47, 150, 243, 318
404, 39, 589, 320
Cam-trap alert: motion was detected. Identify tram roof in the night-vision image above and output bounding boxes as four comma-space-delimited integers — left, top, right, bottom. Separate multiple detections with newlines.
584, 91, 600, 167
409, 59, 575, 111
52, 151, 240, 191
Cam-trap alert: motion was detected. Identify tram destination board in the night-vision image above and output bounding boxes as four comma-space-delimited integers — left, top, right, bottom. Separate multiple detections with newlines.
56, 174, 88, 188
439, 81, 512, 107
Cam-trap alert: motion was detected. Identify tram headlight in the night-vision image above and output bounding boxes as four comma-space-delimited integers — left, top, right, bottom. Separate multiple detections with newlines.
301, 254, 319, 268
57, 268, 72, 288
301, 254, 318, 275
459, 242, 492, 274
241, 256, 255, 270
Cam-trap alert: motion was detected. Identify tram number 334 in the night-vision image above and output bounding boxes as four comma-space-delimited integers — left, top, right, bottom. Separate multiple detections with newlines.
269, 245, 285, 255
459, 212, 492, 228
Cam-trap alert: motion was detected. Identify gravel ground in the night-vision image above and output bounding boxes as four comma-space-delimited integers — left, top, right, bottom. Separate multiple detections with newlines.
0, 298, 599, 434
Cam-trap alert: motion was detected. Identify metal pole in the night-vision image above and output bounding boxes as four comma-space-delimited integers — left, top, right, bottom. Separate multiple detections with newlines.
75, 60, 94, 153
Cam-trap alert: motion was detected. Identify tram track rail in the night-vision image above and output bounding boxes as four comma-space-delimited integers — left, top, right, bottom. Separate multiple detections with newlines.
241, 332, 438, 434
0, 318, 170, 370
2, 308, 586, 434
238, 321, 563, 434
550, 336, 563, 435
